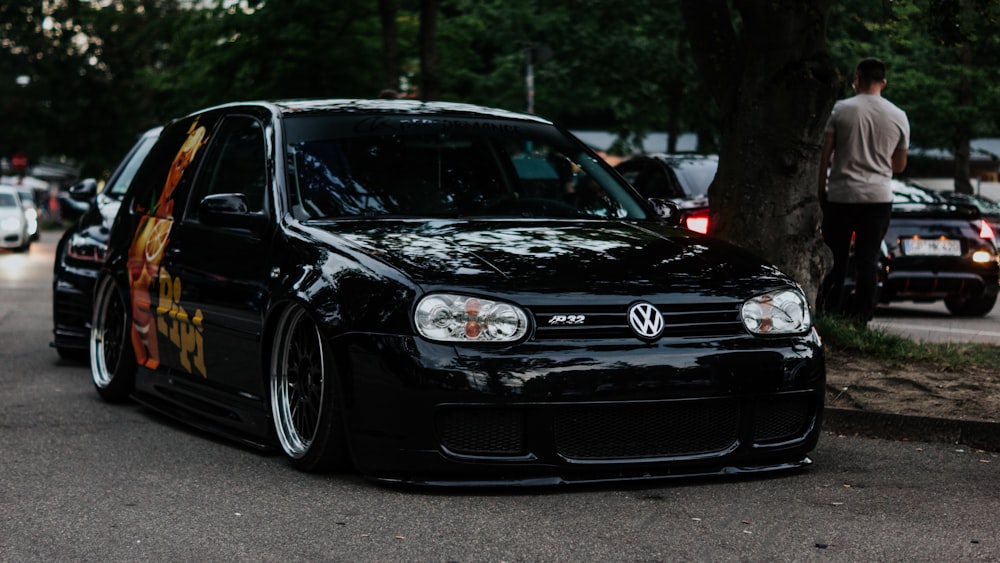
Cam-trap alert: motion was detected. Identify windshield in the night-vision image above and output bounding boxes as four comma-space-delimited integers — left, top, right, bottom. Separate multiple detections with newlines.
284, 115, 647, 221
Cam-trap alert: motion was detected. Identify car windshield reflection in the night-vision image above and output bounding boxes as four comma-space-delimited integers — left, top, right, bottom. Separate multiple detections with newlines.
287, 125, 643, 221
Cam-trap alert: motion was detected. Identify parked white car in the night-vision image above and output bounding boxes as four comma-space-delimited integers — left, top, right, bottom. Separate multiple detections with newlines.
0, 186, 31, 252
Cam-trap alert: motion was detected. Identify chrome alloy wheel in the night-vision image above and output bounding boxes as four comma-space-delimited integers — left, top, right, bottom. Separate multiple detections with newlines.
270, 306, 327, 459
91, 278, 127, 389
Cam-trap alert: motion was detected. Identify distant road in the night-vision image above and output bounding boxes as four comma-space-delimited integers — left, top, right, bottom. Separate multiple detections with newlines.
873, 301, 1000, 345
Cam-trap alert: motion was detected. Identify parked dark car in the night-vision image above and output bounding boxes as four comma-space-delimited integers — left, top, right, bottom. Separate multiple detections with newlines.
51, 127, 162, 359
614, 153, 716, 234
88, 99, 824, 486
875, 180, 999, 316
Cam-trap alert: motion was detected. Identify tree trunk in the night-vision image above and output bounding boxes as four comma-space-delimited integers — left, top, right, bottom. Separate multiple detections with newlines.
952, 45, 975, 194
377, 0, 401, 93
419, 0, 441, 101
680, 0, 840, 307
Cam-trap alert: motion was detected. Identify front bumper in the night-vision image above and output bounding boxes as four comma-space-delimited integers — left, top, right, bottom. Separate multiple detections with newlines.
335, 331, 826, 486
51, 259, 101, 352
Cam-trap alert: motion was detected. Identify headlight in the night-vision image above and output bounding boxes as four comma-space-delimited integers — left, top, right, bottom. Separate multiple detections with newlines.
415, 294, 529, 342
971, 250, 993, 264
741, 288, 811, 335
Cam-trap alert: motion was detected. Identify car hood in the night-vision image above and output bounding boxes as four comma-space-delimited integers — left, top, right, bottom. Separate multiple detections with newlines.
311, 219, 793, 298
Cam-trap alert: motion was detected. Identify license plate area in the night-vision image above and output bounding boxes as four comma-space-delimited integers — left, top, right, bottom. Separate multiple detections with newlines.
902, 238, 961, 256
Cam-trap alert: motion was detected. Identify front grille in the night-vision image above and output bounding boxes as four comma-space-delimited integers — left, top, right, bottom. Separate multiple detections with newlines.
531, 302, 745, 340
753, 396, 814, 443
436, 408, 525, 456
553, 401, 739, 459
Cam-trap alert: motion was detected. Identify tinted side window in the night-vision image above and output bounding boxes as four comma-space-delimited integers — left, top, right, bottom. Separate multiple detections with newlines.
106, 132, 160, 197
187, 116, 267, 218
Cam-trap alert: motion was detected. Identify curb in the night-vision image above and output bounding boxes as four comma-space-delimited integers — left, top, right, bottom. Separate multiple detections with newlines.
823, 407, 1000, 452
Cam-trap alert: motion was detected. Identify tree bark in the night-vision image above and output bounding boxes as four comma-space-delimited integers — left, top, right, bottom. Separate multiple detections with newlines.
419, 0, 441, 101
680, 0, 840, 307
377, 0, 401, 93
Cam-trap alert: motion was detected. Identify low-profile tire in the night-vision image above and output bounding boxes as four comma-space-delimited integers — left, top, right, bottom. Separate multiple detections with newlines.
944, 292, 997, 317
269, 305, 350, 473
89, 276, 136, 402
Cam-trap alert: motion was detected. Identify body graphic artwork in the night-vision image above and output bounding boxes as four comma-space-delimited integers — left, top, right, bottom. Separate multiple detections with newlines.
127, 120, 208, 372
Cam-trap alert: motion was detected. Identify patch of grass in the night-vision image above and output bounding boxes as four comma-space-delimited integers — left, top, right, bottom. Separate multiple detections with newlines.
815, 313, 1000, 372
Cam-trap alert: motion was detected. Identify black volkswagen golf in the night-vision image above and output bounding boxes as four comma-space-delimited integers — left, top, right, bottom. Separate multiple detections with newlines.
90, 99, 824, 486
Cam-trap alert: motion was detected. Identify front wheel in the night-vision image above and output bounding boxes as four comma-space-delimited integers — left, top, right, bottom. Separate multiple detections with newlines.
269, 305, 349, 473
90, 276, 136, 402
944, 292, 997, 317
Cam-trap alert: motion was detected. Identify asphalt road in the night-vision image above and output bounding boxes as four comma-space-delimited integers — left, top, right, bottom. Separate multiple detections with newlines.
2, 230, 998, 561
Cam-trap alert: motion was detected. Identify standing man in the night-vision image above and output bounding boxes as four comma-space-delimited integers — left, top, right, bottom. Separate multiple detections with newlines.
818, 57, 910, 325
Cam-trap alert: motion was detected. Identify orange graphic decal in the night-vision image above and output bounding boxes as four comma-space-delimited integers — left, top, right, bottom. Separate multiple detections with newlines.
157, 269, 207, 377
128, 119, 208, 370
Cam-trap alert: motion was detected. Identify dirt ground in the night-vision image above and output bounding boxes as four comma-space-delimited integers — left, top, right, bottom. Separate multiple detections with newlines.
825, 350, 1000, 424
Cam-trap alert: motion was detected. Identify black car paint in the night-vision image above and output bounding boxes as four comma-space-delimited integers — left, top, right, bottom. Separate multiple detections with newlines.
93, 100, 824, 486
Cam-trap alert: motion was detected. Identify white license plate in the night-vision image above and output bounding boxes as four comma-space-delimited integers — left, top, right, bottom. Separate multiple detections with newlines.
902, 238, 961, 256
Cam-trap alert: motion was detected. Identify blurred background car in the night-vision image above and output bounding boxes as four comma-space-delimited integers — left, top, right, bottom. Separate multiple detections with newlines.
615, 153, 716, 234
51, 127, 162, 360
875, 180, 999, 316
15, 186, 39, 241
0, 186, 31, 252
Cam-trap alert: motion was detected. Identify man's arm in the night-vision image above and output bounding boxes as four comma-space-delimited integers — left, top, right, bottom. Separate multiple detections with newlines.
891, 148, 908, 174
818, 131, 835, 202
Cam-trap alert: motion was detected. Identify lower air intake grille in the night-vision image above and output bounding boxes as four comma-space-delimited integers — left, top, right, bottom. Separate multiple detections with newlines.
436, 409, 525, 456
554, 401, 739, 459
753, 396, 813, 443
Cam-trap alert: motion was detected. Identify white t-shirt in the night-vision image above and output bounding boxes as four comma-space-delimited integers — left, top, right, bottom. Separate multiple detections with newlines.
825, 94, 910, 204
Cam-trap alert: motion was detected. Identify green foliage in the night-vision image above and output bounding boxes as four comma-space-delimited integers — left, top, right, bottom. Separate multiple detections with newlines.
816, 313, 1000, 371
2, 0, 999, 178
827, 0, 1000, 152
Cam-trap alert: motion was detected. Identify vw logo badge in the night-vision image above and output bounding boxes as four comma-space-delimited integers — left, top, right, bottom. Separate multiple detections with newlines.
627, 302, 665, 341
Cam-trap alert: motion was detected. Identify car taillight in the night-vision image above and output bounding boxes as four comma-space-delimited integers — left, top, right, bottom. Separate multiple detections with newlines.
979, 219, 996, 240
685, 210, 710, 234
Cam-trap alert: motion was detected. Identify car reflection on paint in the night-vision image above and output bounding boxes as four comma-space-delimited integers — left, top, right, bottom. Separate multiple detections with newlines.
89, 99, 824, 487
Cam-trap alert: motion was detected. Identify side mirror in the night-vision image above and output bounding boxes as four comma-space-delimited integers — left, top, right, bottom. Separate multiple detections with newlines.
198, 193, 267, 232
68, 178, 99, 201
648, 198, 681, 226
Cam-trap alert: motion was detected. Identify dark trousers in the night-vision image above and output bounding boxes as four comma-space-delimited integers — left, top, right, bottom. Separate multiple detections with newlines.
819, 201, 893, 321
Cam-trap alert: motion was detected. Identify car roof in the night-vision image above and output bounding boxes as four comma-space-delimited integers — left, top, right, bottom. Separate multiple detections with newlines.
187, 99, 554, 125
